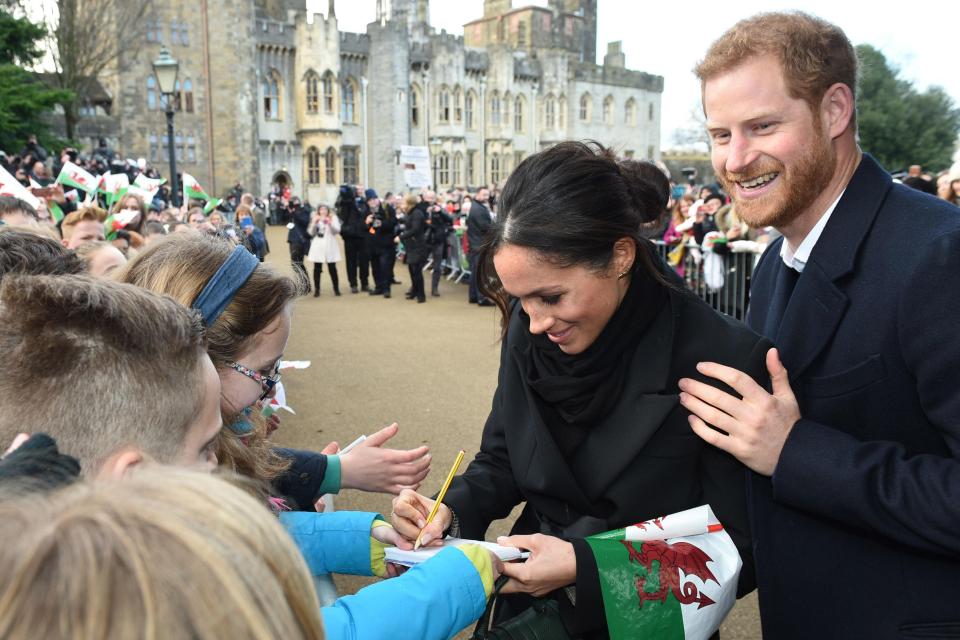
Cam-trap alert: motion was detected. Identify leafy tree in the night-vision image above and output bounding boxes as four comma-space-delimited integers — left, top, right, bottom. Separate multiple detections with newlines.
0, 8, 71, 152
856, 44, 960, 172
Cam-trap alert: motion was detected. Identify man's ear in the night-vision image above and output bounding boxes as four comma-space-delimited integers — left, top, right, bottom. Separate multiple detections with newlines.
821, 83, 855, 140
98, 447, 144, 480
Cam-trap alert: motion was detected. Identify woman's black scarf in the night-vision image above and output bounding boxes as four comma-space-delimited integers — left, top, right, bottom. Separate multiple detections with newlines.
521, 258, 666, 431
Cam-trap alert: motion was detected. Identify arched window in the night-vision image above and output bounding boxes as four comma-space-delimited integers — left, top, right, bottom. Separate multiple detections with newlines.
465, 90, 476, 129
559, 95, 567, 129
175, 132, 183, 161
148, 133, 158, 161
514, 95, 525, 132
453, 152, 463, 186
503, 92, 512, 130
438, 86, 451, 123
341, 77, 357, 124
187, 134, 196, 162
321, 71, 335, 114
147, 76, 157, 110
625, 97, 637, 126
324, 147, 337, 184
263, 70, 281, 120
490, 153, 501, 185
489, 91, 500, 126
305, 71, 319, 114
173, 79, 182, 111
603, 95, 614, 125
438, 152, 450, 187
410, 83, 421, 127
453, 86, 463, 123
183, 79, 194, 113
579, 93, 592, 122
307, 147, 321, 184
544, 94, 555, 129
341, 146, 358, 185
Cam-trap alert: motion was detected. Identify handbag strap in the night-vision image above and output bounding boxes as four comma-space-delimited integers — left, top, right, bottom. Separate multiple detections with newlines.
470, 575, 510, 640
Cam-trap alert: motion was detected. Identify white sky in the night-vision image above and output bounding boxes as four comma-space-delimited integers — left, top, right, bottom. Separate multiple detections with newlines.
325, 0, 960, 150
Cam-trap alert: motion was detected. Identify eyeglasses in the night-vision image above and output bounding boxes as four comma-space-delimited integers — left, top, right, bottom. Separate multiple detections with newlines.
226, 360, 281, 401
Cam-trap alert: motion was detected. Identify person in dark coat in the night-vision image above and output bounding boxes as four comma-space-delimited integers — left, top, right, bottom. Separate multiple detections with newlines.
364, 189, 398, 298
466, 187, 494, 305
336, 185, 370, 293
399, 193, 429, 303
424, 192, 453, 296
391, 142, 770, 638
284, 197, 311, 294
680, 13, 960, 638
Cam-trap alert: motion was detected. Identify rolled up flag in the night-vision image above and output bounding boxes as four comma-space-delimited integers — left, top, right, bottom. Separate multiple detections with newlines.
203, 197, 223, 215
586, 505, 741, 640
55, 161, 99, 195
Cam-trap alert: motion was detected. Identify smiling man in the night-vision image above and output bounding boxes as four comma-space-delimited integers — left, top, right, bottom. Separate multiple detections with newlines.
678, 12, 960, 638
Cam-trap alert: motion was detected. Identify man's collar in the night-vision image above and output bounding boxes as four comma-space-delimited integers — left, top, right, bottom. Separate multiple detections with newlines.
780, 190, 845, 273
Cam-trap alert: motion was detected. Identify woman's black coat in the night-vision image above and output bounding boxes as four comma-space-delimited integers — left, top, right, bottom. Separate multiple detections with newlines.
442, 285, 771, 638
400, 203, 428, 264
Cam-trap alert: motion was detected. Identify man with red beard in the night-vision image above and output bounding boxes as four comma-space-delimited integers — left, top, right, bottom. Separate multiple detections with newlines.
677, 12, 960, 638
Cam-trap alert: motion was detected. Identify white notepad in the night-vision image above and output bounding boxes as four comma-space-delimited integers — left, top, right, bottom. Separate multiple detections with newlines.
385, 538, 530, 567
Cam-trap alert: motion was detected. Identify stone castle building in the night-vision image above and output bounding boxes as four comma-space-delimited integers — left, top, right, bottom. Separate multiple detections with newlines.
103, 0, 662, 203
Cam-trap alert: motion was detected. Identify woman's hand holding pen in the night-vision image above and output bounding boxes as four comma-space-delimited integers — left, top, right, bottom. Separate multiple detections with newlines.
391, 489, 451, 548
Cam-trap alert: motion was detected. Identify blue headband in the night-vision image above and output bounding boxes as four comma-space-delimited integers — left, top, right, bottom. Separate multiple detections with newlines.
191, 245, 259, 326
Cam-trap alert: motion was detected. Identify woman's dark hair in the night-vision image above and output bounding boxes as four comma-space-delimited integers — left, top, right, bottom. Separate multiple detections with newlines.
477, 141, 670, 335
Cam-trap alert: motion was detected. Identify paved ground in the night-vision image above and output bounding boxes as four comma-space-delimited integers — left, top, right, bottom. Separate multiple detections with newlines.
264, 227, 761, 639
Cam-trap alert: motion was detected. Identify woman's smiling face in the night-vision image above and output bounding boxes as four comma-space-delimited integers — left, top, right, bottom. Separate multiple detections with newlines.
492, 242, 633, 355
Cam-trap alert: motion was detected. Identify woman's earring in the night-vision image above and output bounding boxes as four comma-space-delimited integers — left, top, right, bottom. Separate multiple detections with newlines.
617, 270, 629, 280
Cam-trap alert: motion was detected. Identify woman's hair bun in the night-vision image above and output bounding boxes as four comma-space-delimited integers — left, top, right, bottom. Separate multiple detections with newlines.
617, 159, 670, 224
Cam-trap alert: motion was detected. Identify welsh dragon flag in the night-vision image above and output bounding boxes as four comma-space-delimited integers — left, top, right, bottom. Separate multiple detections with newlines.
585, 505, 741, 640
0, 166, 42, 209
182, 172, 211, 203
133, 173, 165, 191
55, 161, 99, 195
103, 209, 140, 241
102, 173, 130, 208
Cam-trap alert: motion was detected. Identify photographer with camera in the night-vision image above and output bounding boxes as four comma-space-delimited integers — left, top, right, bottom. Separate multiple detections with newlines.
423, 191, 453, 297
364, 189, 398, 298
336, 185, 371, 294
399, 192, 430, 303
284, 196, 312, 294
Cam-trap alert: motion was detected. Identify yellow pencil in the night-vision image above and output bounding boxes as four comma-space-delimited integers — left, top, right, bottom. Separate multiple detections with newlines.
414, 449, 465, 551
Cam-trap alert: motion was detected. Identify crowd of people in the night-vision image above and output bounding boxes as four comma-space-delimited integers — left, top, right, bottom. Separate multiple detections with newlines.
2, 9, 960, 640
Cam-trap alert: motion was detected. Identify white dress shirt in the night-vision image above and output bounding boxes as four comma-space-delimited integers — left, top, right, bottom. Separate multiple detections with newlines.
780, 191, 845, 273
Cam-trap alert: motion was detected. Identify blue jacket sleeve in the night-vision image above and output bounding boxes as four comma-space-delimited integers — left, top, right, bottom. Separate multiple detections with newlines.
280, 510, 379, 577
320, 547, 488, 640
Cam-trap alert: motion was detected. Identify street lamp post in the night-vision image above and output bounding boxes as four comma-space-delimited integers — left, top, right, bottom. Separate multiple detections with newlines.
152, 47, 180, 207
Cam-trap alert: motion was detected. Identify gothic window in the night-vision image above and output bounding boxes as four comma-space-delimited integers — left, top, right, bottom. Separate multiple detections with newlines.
453, 86, 463, 123
514, 95, 525, 132
146, 17, 157, 42
342, 146, 358, 184
170, 20, 179, 45
322, 71, 335, 114
438, 152, 450, 187
544, 94, 555, 129
305, 71, 319, 114
183, 79, 194, 113
489, 91, 500, 126
467, 150, 477, 185
187, 135, 196, 162
341, 77, 357, 124
175, 132, 184, 161
149, 134, 158, 162
263, 70, 281, 120
465, 90, 476, 129
625, 97, 637, 126
603, 95, 614, 125
453, 152, 463, 187
517, 20, 526, 47
490, 153, 501, 185
161, 134, 169, 160
503, 92, 512, 130
307, 147, 321, 185
438, 86, 451, 123
147, 76, 157, 110
559, 95, 567, 129
180, 20, 189, 46
411, 83, 421, 127
324, 147, 337, 184
579, 93, 592, 122
173, 79, 182, 111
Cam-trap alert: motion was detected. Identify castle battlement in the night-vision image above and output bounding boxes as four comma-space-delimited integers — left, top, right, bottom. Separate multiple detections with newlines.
340, 32, 370, 55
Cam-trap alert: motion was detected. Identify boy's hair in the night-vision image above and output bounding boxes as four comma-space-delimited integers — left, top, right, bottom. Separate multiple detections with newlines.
61, 205, 107, 240
694, 11, 858, 130
0, 274, 208, 473
0, 468, 325, 639
0, 195, 38, 222
0, 227, 85, 285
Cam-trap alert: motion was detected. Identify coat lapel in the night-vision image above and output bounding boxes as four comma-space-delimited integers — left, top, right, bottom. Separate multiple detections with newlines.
772, 154, 891, 380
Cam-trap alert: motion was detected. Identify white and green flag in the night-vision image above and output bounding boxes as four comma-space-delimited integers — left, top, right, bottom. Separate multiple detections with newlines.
0, 166, 42, 209
134, 173, 165, 192
182, 172, 211, 203
102, 173, 130, 208
55, 161, 99, 195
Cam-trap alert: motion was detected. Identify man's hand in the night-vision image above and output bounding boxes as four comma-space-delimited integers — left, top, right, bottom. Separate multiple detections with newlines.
390, 489, 450, 547
339, 423, 431, 494
497, 534, 576, 597
679, 348, 801, 476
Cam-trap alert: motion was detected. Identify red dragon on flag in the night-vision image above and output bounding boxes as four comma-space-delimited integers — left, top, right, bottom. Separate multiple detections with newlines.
621, 539, 719, 610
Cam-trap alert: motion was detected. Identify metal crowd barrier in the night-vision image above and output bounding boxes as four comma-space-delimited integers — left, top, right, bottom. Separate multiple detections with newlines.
651, 240, 758, 322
